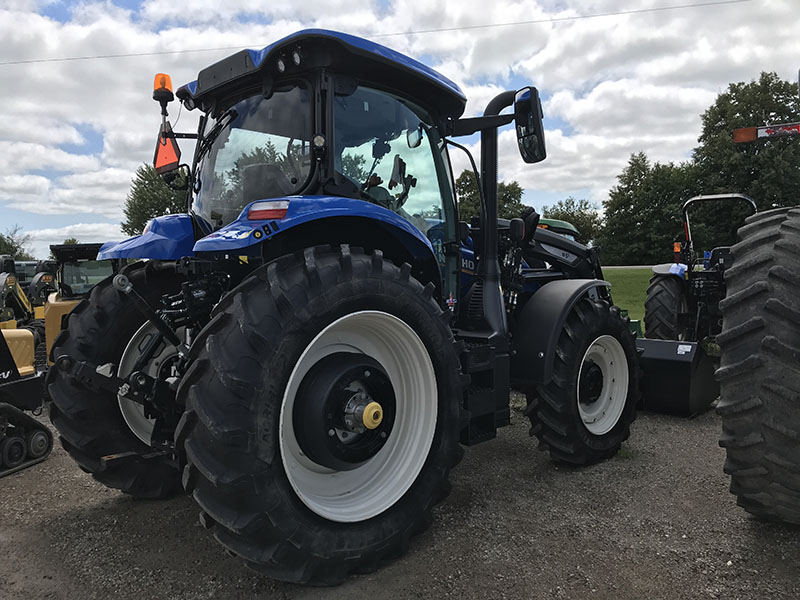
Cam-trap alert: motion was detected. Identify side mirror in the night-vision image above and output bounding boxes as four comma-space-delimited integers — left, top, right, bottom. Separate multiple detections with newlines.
514, 87, 546, 164
407, 125, 423, 149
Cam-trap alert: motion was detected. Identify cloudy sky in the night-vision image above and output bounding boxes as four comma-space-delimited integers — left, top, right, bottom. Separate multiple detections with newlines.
1, 0, 797, 257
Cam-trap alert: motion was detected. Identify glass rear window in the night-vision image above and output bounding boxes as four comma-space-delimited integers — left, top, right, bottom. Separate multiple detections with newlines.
193, 83, 313, 229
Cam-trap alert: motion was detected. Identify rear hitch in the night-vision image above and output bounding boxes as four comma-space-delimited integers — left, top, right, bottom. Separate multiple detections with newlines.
55, 354, 181, 448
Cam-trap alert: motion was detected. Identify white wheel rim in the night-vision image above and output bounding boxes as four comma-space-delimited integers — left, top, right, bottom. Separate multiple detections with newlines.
577, 334, 629, 435
118, 322, 182, 445
279, 310, 437, 523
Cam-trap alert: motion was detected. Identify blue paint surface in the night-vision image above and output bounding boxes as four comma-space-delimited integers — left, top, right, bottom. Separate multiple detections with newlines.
98, 214, 196, 260
194, 195, 434, 253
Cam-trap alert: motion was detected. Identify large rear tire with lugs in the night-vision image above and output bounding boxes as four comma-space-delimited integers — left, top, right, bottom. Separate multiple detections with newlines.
176, 245, 464, 585
47, 261, 184, 499
716, 207, 800, 524
525, 297, 639, 465
644, 274, 688, 340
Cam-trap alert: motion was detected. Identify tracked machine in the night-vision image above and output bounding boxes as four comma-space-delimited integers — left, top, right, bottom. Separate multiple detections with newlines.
0, 244, 117, 477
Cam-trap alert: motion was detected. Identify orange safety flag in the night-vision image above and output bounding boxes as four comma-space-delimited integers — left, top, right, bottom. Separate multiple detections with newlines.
153, 121, 181, 174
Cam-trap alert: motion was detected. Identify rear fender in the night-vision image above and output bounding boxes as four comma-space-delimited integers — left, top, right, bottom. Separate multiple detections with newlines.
193, 196, 433, 255
652, 263, 684, 278
510, 279, 611, 386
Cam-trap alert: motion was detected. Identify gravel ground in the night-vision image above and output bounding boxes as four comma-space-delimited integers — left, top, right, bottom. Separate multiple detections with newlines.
2, 397, 799, 600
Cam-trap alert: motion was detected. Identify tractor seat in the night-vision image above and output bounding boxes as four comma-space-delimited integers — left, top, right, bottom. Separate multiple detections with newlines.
709, 246, 733, 270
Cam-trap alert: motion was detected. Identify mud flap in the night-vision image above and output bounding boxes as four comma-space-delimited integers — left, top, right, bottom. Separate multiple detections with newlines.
636, 338, 718, 417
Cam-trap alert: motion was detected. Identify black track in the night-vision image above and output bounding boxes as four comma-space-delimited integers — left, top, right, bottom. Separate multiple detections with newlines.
0, 402, 53, 478
524, 298, 639, 465
716, 207, 800, 524
47, 261, 183, 499
176, 245, 464, 585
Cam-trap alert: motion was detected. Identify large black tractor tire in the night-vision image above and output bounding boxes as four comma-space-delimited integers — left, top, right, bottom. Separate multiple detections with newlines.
716, 207, 800, 524
176, 245, 464, 585
525, 298, 639, 465
48, 261, 183, 499
644, 274, 688, 340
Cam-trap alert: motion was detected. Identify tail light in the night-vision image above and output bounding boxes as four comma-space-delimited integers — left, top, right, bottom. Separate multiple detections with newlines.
248, 200, 289, 220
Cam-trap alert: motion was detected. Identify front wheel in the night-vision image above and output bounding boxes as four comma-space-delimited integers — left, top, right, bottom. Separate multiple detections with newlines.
525, 298, 639, 465
176, 245, 464, 585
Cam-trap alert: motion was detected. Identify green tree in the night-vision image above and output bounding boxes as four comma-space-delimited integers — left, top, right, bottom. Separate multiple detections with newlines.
690, 71, 800, 249
122, 164, 187, 236
694, 71, 800, 209
455, 170, 526, 221
595, 152, 700, 265
0, 225, 34, 260
541, 197, 601, 245
342, 153, 368, 183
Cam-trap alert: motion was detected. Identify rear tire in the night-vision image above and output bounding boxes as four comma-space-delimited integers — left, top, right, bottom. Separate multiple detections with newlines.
644, 274, 688, 340
176, 245, 464, 585
717, 207, 800, 524
47, 261, 184, 499
525, 298, 639, 465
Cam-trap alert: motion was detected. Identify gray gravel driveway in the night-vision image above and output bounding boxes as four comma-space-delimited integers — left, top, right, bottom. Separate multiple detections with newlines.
2, 396, 798, 599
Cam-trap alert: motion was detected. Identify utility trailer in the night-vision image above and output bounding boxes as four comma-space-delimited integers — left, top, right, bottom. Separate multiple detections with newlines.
47, 30, 640, 584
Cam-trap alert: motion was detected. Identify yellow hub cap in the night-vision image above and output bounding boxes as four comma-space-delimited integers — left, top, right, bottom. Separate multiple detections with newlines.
362, 401, 384, 429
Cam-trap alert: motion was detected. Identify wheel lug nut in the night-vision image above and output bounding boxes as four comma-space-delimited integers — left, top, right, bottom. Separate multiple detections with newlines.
328, 429, 335, 437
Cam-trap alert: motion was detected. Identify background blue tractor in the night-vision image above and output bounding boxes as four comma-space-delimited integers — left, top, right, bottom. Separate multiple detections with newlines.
47, 30, 639, 585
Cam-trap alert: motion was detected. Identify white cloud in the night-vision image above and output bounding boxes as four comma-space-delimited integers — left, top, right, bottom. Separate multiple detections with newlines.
26, 222, 123, 258
1, 0, 798, 248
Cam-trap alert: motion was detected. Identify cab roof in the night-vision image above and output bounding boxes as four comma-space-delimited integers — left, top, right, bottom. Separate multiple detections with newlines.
176, 29, 467, 119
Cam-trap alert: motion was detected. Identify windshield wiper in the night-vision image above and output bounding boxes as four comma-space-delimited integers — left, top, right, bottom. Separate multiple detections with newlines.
197, 109, 238, 160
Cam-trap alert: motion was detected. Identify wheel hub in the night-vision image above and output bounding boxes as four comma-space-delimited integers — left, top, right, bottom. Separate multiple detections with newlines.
293, 353, 395, 471
579, 362, 604, 405
576, 335, 629, 435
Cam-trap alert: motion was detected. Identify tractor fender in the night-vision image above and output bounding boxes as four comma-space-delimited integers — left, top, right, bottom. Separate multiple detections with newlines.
193, 196, 434, 255
510, 279, 610, 386
652, 263, 683, 278
97, 214, 196, 260
193, 196, 443, 294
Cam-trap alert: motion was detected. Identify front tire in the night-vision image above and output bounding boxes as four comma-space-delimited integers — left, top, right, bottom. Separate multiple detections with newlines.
176, 245, 464, 585
525, 298, 639, 465
716, 207, 800, 524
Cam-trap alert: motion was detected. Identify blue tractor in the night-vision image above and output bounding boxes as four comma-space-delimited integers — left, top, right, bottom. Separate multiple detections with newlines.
47, 30, 639, 584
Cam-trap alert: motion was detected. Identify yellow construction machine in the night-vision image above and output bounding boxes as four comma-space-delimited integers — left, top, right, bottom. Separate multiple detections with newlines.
0, 243, 119, 476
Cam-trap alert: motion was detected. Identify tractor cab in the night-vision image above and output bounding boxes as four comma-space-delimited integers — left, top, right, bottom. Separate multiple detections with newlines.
136, 29, 546, 322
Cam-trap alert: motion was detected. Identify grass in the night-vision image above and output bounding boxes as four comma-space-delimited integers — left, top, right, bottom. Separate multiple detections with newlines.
603, 267, 652, 326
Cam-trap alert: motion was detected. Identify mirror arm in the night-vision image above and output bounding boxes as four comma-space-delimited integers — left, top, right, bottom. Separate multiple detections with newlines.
446, 113, 515, 137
